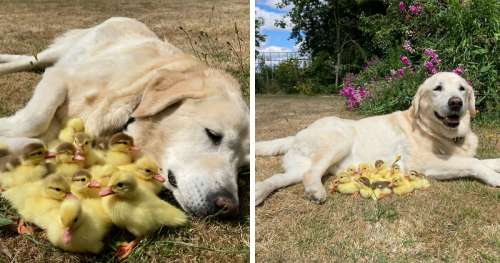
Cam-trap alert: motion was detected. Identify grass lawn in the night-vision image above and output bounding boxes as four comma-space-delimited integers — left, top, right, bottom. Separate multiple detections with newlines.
0, 1, 249, 262
256, 95, 500, 262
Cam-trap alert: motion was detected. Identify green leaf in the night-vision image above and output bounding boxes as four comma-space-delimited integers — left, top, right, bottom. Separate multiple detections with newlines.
479, 65, 491, 73
0, 217, 13, 227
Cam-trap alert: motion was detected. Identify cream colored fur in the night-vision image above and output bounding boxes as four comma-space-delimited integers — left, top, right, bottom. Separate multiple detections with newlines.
0, 17, 249, 216
256, 72, 500, 205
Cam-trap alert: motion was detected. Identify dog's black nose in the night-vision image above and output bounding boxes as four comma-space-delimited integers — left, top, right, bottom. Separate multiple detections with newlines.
213, 193, 239, 217
448, 96, 463, 111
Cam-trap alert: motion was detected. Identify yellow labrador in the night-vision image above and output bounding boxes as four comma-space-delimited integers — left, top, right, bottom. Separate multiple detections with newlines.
256, 72, 499, 205
0, 17, 249, 216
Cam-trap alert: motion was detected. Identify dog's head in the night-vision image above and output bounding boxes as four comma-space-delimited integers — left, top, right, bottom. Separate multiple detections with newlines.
411, 72, 475, 138
128, 66, 249, 217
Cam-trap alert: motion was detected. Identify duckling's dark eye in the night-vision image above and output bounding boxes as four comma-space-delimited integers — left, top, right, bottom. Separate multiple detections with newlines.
145, 169, 152, 174
85, 141, 89, 145
55, 188, 61, 192
81, 178, 86, 182
73, 218, 78, 223
117, 183, 124, 188
205, 128, 223, 145
433, 85, 443, 91
459, 86, 465, 91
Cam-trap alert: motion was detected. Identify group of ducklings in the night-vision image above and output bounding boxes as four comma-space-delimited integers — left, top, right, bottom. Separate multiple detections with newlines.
0, 118, 187, 260
329, 156, 430, 200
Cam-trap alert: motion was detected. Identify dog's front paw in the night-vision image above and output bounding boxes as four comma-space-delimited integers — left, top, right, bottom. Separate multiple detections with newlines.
304, 186, 327, 204
483, 171, 500, 187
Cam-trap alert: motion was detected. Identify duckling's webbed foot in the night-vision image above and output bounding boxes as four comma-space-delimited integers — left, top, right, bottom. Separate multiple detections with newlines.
16, 219, 34, 235
115, 239, 140, 261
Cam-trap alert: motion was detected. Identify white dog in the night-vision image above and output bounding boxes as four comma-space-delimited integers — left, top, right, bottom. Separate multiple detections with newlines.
0, 17, 249, 216
256, 72, 500, 205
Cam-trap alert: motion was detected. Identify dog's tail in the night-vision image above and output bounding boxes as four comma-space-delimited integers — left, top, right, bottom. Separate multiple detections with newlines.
256, 136, 295, 156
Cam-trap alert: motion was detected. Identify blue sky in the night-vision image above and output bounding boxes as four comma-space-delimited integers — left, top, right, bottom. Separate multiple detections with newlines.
255, 0, 297, 52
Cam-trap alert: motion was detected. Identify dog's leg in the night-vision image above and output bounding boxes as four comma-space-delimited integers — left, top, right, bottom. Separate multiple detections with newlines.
0, 68, 67, 137
301, 138, 352, 204
0, 45, 64, 75
423, 156, 500, 187
481, 159, 500, 172
0, 54, 33, 63
0, 136, 43, 154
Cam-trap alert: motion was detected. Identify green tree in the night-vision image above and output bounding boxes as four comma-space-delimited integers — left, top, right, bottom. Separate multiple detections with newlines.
255, 17, 266, 56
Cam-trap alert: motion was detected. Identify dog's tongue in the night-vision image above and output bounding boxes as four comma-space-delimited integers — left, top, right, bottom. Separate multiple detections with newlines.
63, 228, 72, 244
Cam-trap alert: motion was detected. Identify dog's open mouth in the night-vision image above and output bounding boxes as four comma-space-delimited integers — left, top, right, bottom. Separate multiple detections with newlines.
434, 111, 460, 128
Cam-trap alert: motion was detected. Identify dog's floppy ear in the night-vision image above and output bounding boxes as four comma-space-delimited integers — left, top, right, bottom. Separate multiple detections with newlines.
410, 84, 425, 116
467, 85, 476, 118
132, 69, 206, 118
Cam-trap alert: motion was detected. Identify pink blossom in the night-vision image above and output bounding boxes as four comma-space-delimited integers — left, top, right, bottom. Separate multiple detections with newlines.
409, 4, 422, 15
424, 48, 438, 60
399, 1, 406, 12
453, 67, 464, 76
400, 55, 412, 66
402, 40, 415, 53
397, 68, 405, 77
424, 61, 438, 74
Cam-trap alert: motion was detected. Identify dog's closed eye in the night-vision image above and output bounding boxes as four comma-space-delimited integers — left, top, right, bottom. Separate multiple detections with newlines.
205, 128, 223, 145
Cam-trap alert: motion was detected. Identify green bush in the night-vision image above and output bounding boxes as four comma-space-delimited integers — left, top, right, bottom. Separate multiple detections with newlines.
353, 0, 499, 118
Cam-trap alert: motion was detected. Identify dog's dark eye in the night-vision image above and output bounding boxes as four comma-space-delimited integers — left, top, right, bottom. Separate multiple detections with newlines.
433, 85, 442, 91
205, 128, 223, 145
459, 86, 465, 91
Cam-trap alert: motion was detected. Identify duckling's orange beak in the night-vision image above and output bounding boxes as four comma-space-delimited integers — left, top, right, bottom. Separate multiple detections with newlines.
65, 193, 78, 200
88, 180, 101, 188
63, 228, 72, 244
129, 145, 141, 153
99, 187, 114, 197
45, 152, 56, 159
73, 150, 85, 161
153, 174, 166, 183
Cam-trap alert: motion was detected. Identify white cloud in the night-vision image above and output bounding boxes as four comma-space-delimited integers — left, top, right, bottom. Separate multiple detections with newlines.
259, 45, 292, 52
256, 0, 293, 10
255, 6, 292, 31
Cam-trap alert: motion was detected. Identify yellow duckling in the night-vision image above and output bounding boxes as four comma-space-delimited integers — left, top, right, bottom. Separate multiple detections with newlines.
105, 133, 140, 166
3, 174, 72, 233
53, 143, 84, 179
391, 175, 414, 196
90, 164, 118, 187
58, 118, 85, 143
371, 181, 392, 200
408, 170, 431, 189
120, 156, 166, 194
99, 170, 188, 260
358, 163, 375, 176
345, 165, 359, 177
374, 160, 390, 179
356, 177, 375, 199
336, 181, 360, 194
0, 143, 50, 189
46, 197, 111, 254
70, 170, 101, 199
73, 132, 104, 167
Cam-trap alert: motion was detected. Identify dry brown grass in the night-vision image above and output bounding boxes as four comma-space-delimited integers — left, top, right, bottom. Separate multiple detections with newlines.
0, 1, 249, 262
256, 95, 500, 262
